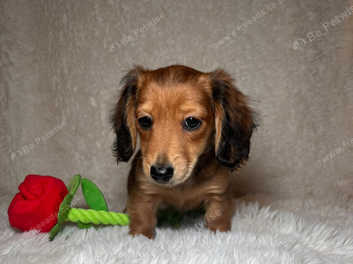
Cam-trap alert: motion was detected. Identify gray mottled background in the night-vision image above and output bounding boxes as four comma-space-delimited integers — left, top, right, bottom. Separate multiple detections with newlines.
1, 0, 352, 207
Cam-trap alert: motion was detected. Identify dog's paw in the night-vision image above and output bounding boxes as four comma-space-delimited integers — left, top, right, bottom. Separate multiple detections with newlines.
206, 219, 231, 233
129, 227, 155, 239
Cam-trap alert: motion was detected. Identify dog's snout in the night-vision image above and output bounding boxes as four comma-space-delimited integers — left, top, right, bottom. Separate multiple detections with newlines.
150, 164, 174, 183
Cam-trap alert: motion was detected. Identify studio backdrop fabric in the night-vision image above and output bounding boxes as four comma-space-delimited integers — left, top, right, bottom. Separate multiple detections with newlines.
1, 0, 352, 203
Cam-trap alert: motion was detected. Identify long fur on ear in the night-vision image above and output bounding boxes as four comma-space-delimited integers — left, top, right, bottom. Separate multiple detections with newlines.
210, 69, 256, 169
111, 67, 143, 163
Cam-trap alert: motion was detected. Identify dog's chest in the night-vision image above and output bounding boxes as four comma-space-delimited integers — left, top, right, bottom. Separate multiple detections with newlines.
159, 178, 226, 211
159, 187, 205, 211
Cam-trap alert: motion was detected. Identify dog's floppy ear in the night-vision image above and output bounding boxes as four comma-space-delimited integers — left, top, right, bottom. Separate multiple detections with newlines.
111, 67, 143, 163
210, 69, 256, 169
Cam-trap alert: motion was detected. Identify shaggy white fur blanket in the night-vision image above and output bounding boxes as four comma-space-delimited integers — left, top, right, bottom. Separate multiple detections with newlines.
1, 194, 353, 264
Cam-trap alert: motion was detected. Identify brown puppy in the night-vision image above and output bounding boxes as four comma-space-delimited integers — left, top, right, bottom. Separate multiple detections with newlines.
111, 65, 256, 238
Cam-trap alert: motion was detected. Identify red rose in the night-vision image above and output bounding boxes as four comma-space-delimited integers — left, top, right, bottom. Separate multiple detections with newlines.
8, 174, 68, 232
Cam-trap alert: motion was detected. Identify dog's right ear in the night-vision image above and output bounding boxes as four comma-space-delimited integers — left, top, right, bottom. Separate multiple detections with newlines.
111, 67, 143, 164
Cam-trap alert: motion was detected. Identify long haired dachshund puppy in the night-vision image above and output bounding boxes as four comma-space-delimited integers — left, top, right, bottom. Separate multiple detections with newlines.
111, 65, 256, 238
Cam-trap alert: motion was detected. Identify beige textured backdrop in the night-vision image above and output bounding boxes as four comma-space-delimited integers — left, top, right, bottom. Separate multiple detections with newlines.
1, 0, 352, 205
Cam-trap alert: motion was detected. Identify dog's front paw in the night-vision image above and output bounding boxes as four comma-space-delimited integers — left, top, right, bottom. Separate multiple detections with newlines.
205, 208, 232, 232
206, 220, 231, 232
129, 226, 155, 239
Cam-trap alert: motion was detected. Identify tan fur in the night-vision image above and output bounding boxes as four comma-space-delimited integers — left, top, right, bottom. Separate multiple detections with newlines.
214, 104, 224, 154
112, 65, 255, 238
126, 98, 137, 152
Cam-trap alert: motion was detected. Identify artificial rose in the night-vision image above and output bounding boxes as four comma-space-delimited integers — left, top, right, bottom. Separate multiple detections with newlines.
8, 174, 68, 232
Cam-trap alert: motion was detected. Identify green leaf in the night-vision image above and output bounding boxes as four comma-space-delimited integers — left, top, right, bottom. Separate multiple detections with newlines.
49, 193, 74, 240
49, 175, 81, 241
68, 174, 81, 196
49, 223, 61, 241
81, 178, 108, 211
157, 207, 184, 228
76, 222, 92, 229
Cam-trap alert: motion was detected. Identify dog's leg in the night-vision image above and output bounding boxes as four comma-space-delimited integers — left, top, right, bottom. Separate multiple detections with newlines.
204, 196, 234, 232
127, 196, 159, 239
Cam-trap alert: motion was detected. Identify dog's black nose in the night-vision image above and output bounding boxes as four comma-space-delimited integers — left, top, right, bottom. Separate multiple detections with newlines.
150, 164, 174, 183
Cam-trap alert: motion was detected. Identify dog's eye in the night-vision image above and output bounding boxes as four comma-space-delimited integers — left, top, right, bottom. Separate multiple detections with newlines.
138, 116, 153, 129
183, 117, 202, 131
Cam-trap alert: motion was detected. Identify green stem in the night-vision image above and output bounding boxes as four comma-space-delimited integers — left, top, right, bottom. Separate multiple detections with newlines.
67, 208, 130, 226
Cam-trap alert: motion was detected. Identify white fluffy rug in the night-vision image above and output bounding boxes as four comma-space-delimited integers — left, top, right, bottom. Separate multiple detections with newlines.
1, 193, 353, 264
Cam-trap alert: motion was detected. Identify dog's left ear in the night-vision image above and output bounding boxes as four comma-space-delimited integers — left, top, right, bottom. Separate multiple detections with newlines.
210, 69, 256, 169
111, 66, 143, 164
